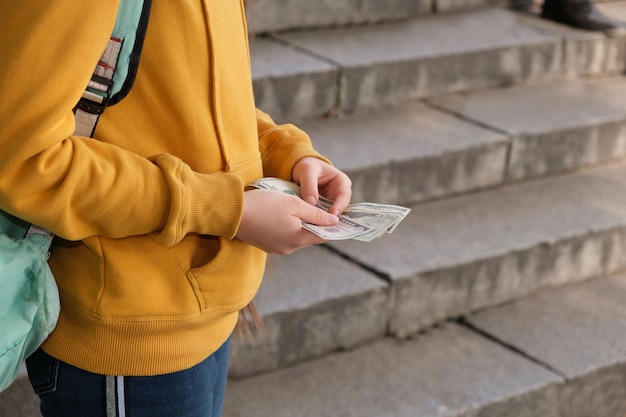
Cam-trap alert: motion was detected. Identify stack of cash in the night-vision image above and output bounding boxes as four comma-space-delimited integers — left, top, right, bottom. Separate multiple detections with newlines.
248, 177, 411, 242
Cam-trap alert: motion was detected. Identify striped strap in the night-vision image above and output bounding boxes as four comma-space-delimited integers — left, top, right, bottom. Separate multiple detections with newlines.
25, 223, 54, 256
74, 37, 124, 137
28, 38, 125, 249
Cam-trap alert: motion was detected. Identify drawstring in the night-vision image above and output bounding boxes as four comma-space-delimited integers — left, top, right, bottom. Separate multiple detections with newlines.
201, 0, 233, 171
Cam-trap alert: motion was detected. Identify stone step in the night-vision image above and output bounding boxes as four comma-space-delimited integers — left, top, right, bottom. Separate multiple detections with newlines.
252, 5, 626, 122
229, 161, 626, 378
466, 273, 626, 417
246, 0, 506, 34
428, 76, 626, 184
229, 245, 389, 378
229, 323, 563, 417
223, 272, 626, 417
299, 76, 626, 207
246, 0, 624, 34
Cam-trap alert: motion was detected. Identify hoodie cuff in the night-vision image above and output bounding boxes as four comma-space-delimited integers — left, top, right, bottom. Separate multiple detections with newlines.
152, 154, 244, 245
263, 139, 332, 181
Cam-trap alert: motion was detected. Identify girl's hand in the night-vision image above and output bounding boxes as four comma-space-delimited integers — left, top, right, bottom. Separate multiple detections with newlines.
292, 157, 352, 216
235, 189, 339, 254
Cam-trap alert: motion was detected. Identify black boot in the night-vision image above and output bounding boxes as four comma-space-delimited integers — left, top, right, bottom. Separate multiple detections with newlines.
509, 0, 534, 11
541, 1, 621, 32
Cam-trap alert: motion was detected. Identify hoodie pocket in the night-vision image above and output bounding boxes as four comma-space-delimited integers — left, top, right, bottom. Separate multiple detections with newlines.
187, 238, 265, 313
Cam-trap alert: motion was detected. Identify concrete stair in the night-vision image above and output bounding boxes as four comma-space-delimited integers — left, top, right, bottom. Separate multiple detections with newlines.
229, 160, 626, 381
301, 76, 626, 206
224, 273, 626, 417
252, 4, 626, 123
246, 0, 506, 34
228, 1, 626, 415
3, 2, 626, 416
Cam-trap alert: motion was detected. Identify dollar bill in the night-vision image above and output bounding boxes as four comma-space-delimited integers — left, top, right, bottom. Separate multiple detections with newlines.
248, 177, 411, 242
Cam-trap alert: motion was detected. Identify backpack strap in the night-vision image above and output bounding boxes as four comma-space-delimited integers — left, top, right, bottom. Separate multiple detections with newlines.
13, 0, 152, 250
25, 223, 54, 258
74, 0, 152, 137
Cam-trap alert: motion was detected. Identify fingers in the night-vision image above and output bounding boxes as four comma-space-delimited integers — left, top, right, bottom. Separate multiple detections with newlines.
235, 189, 334, 255
293, 157, 352, 215
296, 166, 321, 206
326, 174, 352, 216
297, 200, 338, 226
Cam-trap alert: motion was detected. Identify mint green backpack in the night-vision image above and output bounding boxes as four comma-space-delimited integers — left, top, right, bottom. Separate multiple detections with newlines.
0, 0, 151, 392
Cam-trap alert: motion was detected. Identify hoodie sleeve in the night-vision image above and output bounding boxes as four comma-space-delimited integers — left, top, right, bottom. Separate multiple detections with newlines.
256, 109, 332, 181
0, 1, 244, 245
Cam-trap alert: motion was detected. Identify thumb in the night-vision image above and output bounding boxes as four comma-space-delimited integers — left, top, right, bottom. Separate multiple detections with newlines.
297, 174, 320, 206
298, 203, 339, 226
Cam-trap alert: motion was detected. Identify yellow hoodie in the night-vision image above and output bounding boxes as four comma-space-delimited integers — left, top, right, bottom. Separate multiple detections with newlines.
0, 0, 329, 375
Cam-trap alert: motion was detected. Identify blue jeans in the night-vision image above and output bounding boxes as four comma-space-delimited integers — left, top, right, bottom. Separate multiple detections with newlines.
26, 338, 231, 417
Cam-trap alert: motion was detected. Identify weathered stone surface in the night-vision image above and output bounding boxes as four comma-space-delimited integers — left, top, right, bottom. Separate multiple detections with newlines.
253, 7, 626, 120
392, 231, 626, 336
228, 246, 388, 378
224, 323, 561, 417
329, 162, 626, 337
251, 38, 338, 122
565, 32, 626, 76
430, 77, 626, 180
515, 12, 626, 76
468, 273, 626, 417
0, 367, 39, 417
274, 9, 566, 111
558, 365, 626, 417
300, 101, 508, 206
597, 0, 626, 20
437, 0, 505, 13
246, 0, 431, 34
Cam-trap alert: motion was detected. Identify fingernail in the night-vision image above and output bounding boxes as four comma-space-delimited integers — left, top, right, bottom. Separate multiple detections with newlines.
305, 196, 316, 206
